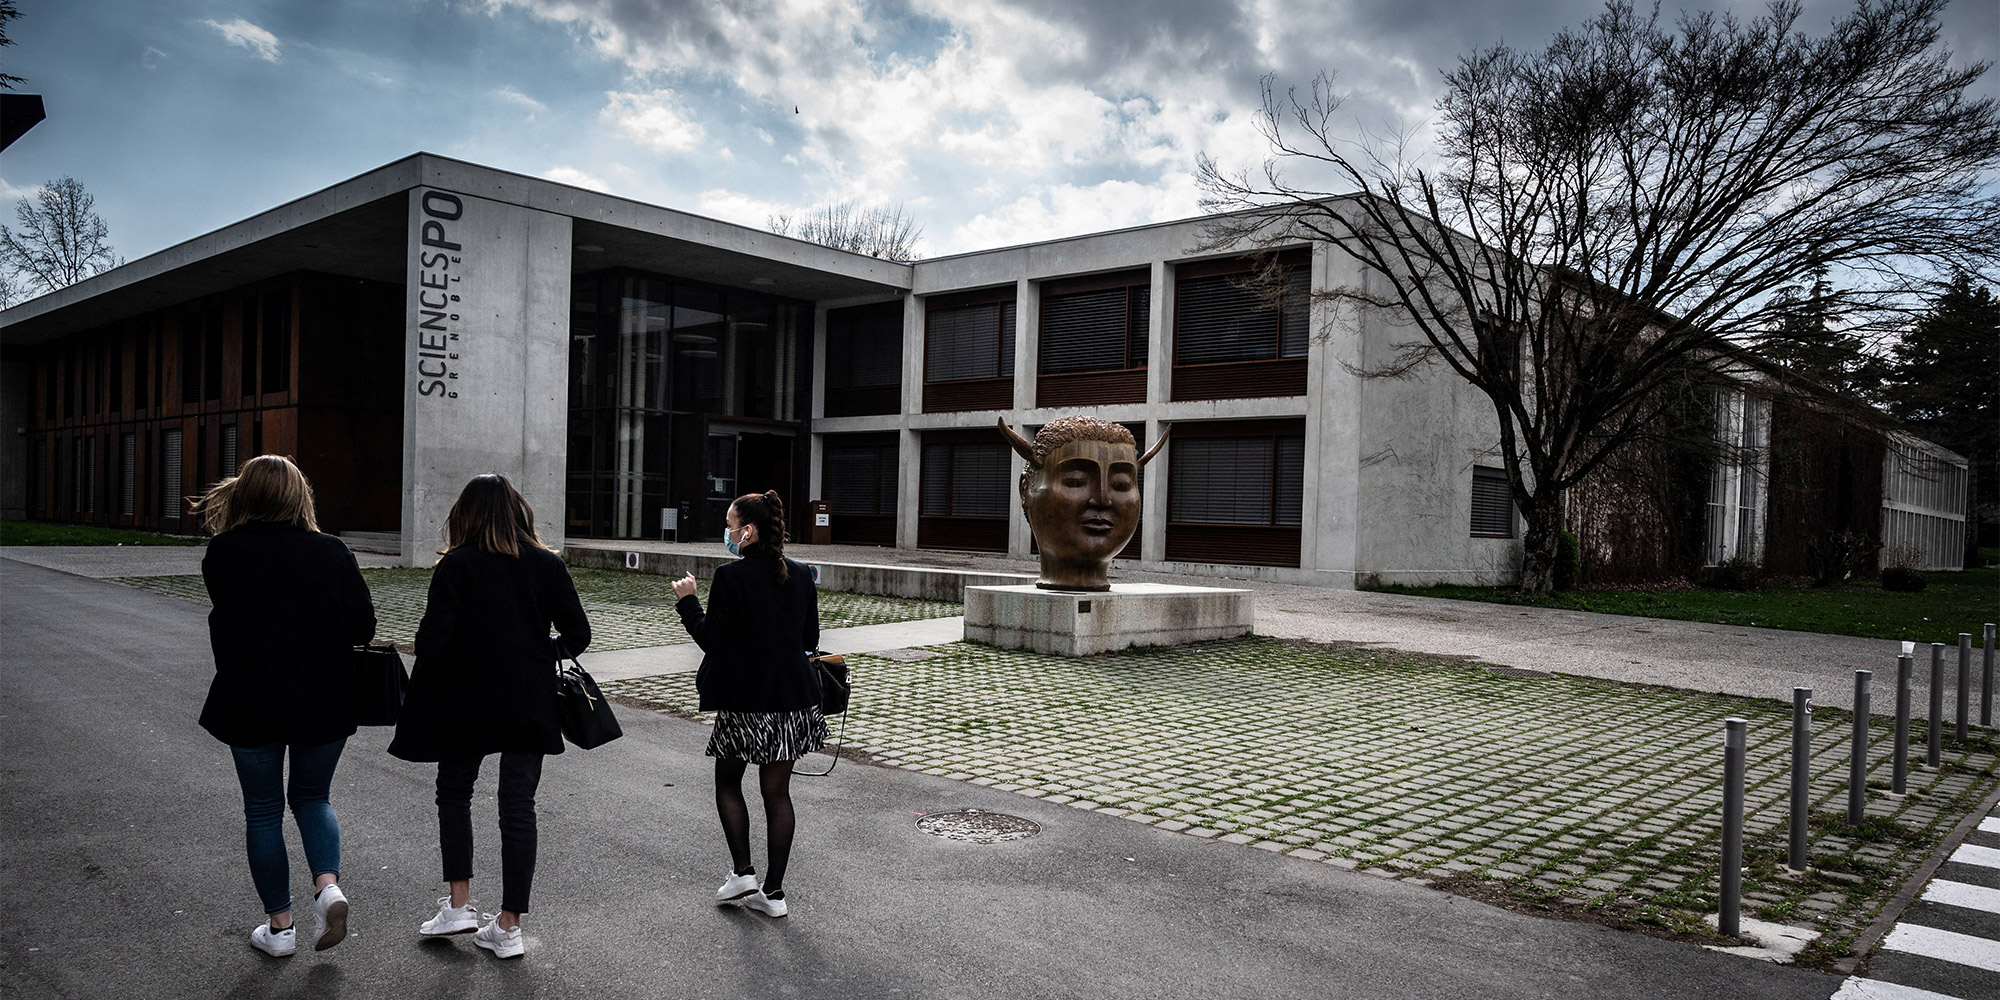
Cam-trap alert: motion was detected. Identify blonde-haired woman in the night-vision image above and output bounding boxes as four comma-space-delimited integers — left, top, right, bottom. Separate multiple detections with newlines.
195, 455, 378, 958
390, 474, 590, 960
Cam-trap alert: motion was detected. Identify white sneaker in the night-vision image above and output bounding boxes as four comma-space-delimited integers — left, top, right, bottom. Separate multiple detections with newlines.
716, 871, 760, 902
473, 917, 524, 959
250, 922, 297, 957
743, 890, 788, 918
419, 896, 480, 936
312, 884, 349, 952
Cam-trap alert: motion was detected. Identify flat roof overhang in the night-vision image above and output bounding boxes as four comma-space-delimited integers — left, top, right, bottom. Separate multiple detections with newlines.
0, 153, 913, 346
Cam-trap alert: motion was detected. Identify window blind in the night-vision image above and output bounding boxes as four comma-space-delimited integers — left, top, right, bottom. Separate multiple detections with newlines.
925, 302, 1014, 382
161, 430, 183, 519
120, 434, 135, 517
825, 443, 896, 516
1040, 287, 1131, 374
1175, 265, 1308, 365
1170, 437, 1275, 524
1470, 466, 1514, 537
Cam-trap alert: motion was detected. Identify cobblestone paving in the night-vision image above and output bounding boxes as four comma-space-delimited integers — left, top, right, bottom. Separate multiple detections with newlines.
604, 637, 2000, 960
112, 567, 962, 652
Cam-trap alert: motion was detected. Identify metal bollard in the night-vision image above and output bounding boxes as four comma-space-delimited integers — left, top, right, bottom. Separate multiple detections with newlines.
1849, 670, 1872, 825
1892, 655, 1912, 796
1789, 688, 1812, 870
1961, 633, 1973, 742
1985, 624, 1995, 728
1721, 718, 1747, 938
1928, 643, 1944, 769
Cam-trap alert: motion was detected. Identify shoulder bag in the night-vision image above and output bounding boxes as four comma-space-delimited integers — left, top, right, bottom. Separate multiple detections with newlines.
353, 643, 408, 726
556, 655, 624, 749
810, 650, 849, 715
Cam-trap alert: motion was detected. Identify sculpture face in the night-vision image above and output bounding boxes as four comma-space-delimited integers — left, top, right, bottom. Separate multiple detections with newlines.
1023, 438, 1141, 583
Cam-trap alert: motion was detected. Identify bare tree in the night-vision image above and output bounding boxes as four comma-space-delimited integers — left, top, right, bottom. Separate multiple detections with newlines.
0, 0, 25, 91
769, 199, 923, 261
1198, 0, 2000, 593
0, 176, 121, 296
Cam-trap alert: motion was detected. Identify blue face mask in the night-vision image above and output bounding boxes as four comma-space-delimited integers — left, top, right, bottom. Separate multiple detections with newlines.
724, 527, 740, 557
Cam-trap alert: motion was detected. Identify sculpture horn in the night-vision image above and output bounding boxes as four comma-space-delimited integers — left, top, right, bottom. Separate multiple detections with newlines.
1138, 424, 1172, 466
997, 417, 1039, 467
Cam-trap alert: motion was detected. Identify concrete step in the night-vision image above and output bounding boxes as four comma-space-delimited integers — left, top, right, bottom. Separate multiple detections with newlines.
338, 531, 401, 555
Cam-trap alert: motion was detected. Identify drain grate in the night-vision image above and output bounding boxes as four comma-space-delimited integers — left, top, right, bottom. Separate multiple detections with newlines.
915, 809, 1041, 843
1487, 665, 1553, 679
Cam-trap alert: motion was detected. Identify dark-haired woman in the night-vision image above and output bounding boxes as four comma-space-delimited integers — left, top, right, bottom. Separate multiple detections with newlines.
195, 455, 377, 957
390, 473, 590, 960
672, 490, 822, 919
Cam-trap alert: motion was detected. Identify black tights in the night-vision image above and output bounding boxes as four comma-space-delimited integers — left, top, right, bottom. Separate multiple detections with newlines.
714, 758, 797, 893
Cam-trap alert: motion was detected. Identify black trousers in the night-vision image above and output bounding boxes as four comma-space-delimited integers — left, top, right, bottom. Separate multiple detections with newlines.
436, 752, 544, 915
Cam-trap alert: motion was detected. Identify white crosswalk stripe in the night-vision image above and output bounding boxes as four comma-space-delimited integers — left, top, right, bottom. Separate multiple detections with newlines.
1881, 923, 2000, 974
1949, 843, 2000, 869
1831, 977, 1970, 1000
1978, 817, 1999, 835
1920, 879, 2000, 914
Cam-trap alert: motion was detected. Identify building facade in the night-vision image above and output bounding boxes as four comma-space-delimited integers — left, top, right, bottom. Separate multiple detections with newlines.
1, 154, 1964, 581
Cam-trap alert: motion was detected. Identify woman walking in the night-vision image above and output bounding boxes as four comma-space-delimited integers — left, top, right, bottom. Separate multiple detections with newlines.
196, 455, 377, 958
672, 490, 823, 918
389, 474, 590, 960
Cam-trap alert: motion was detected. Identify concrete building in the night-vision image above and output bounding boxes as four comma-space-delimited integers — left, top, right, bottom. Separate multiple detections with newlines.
1, 154, 1965, 582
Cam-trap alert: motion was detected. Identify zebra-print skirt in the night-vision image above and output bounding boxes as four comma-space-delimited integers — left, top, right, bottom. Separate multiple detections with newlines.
705, 708, 828, 764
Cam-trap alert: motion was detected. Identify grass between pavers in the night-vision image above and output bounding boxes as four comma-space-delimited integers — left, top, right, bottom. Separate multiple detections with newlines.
603, 636, 1999, 966
110, 567, 963, 652
1369, 565, 1999, 643
0, 520, 203, 546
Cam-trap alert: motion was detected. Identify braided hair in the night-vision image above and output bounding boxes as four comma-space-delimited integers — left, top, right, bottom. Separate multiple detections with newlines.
731, 490, 789, 583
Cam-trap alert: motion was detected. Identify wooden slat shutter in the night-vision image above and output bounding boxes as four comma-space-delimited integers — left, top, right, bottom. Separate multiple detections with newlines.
1471, 466, 1515, 537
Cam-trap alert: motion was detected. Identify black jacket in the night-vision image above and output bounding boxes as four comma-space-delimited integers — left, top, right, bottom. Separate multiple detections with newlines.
677, 555, 820, 712
198, 521, 378, 748
388, 544, 591, 761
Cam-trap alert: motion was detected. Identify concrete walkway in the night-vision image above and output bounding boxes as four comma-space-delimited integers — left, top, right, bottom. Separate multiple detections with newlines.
3, 539, 1964, 710
569, 540, 1948, 712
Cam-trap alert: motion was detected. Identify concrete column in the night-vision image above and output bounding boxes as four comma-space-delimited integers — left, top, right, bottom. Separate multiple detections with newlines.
1142, 260, 1172, 563
1013, 277, 1038, 413
897, 294, 924, 550
1311, 238, 1363, 587
810, 304, 829, 421
400, 188, 572, 566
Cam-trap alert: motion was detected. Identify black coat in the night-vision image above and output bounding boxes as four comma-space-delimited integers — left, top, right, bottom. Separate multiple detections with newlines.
388, 545, 591, 761
198, 521, 378, 748
677, 555, 820, 712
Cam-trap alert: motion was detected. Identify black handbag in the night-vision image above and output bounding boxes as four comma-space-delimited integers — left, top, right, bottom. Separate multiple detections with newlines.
353, 643, 408, 726
810, 650, 849, 715
555, 656, 623, 749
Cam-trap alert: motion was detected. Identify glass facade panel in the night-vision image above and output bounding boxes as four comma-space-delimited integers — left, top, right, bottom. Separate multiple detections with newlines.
566, 268, 809, 539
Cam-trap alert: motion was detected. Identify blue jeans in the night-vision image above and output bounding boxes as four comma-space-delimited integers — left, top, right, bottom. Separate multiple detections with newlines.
230, 739, 346, 915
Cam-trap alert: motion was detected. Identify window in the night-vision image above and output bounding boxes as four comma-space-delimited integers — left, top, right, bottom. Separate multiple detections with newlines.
1039, 275, 1149, 374
824, 440, 898, 518
120, 433, 135, 517
161, 429, 183, 520
1174, 259, 1309, 366
203, 302, 224, 402
824, 302, 903, 417
920, 441, 1009, 518
108, 336, 122, 415
221, 425, 239, 480
84, 436, 96, 515
1705, 390, 1768, 565
180, 318, 202, 404
925, 299, 1015, 383
1470, 466, 1515, 537
70, 438, 82, 514
1169, 436, 1304, 526
261, 284, 291, 393
241, 294, 260, 397
1164, 421, 1307, 566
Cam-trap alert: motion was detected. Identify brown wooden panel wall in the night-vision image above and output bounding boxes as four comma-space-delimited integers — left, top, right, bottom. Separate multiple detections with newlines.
1036, 369, 1145, 408
923, 377, 1012, 413
1164, 523, 1301, 566
1171, 358, 1307, 401
917, 515, 1008, 552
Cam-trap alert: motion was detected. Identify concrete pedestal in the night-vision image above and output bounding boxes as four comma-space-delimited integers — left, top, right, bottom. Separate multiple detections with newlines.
963, 583, 1254, 657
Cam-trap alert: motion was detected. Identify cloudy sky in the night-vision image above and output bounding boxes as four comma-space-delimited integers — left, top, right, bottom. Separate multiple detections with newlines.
4, 0, 1995, 263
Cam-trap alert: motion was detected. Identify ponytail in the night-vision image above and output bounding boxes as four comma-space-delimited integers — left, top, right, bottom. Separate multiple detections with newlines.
732, 490, 790, 583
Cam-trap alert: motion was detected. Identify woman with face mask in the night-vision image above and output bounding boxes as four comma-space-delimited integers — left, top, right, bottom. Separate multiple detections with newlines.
670, 490, 822, 918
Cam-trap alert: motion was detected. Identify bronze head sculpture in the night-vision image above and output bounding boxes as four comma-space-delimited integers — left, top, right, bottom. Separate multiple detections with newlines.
999, 415, 1169, 592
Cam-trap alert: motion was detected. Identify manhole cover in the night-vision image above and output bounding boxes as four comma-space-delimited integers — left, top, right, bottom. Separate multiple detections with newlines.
1488, 665, 1553, 679
875, 648, 941, 662
915, 809, 1041, 843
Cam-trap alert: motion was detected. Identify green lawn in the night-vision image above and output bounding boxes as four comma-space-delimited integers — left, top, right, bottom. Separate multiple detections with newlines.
1370, 566, 1999, 643
0, 520, 203, 546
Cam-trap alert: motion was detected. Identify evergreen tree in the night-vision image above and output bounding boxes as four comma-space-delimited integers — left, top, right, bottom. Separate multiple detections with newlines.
1882, 274, 2000, 561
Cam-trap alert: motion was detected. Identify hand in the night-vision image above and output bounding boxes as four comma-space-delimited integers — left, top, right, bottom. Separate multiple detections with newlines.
671, 572, 697, 599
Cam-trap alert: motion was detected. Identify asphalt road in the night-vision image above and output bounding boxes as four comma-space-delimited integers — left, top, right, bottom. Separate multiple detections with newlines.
0, 559, 1844, 1000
